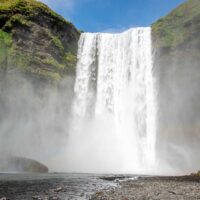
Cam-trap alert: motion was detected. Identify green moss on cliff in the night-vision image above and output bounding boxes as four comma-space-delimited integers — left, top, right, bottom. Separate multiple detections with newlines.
52, 36, 64, 53
152, 0, 200, 49
0, 0, 63, 20
10, 14, 31, 27
64, 52, 77, 72
0, 0, 80, 83
0, 30, 12, 73
43, 57, 65, 70
0, 30, 12, 46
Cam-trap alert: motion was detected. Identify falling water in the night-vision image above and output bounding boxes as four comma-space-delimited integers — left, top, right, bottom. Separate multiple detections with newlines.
70, 28, 157, 174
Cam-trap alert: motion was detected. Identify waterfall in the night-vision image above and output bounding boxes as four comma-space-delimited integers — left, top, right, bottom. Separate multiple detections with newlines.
69, 28, 157, 174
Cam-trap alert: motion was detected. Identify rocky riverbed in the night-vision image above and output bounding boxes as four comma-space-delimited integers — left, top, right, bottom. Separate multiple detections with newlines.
91, 175, 200, 200
1, 174, 200, 200
0, 173, 117, 200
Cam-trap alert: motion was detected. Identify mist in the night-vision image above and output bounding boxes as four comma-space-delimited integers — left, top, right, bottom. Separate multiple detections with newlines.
154, 44, 200, 175
1, 30, 200, 175
0, 72, 75, 171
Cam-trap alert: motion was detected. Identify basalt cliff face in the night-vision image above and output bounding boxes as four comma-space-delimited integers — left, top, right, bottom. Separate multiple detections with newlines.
152, 0, 200, 169
0, 0, 80, 84
0, 0, 80, 169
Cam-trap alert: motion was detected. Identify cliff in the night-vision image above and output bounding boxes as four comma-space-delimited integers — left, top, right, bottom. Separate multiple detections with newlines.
152, 0, 200, 68
152, 0, 200, 50
152, 0, 200, 168
0, 0, 80, 83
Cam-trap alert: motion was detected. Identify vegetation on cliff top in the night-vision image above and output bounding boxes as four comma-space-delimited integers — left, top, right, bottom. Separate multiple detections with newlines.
0, 0, 69, 26
152, 0, 200, 49
0, 0, 80, 83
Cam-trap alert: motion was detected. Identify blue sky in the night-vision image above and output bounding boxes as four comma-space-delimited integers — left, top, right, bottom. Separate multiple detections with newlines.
39, 0, 186, 32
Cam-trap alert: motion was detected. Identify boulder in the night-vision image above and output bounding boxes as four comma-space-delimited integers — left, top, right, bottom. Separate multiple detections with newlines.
0, 156, 48, 173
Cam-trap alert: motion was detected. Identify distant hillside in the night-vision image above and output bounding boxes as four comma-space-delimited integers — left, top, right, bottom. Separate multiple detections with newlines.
0, 0, 80, 83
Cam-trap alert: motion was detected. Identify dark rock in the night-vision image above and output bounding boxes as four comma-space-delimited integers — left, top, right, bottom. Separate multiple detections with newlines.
54, 187, 63, 193
100, 176, 129, 181
51, 197, 58, 200
0, 156, 48, 173
32, 196, 42, 200
168, 190, 176, 195
0, 0, 80, 83
121, 197, 129, 200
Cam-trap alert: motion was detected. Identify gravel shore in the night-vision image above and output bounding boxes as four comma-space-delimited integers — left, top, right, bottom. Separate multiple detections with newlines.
90, 176, 200, 200
1, 174, 200, 200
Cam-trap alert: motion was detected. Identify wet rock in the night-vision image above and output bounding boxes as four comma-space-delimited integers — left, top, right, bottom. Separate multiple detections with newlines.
121, 197, 129, 200
54, 187, 63, 192
100, 176, 128, 181
0, 156, 48, 173
80, 192, 84, 197
91, 191, 104, 199
168, 190, 176, 195
32, 196, 42, 200
51, 197, 58, 200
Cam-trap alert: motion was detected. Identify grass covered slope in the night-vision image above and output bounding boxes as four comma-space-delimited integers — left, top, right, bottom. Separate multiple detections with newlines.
0, 0, 80, 83
152, 0, 200, 49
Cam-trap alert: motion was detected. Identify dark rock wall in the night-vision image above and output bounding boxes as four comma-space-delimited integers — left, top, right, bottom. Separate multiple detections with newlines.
0, 0, 80, 83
